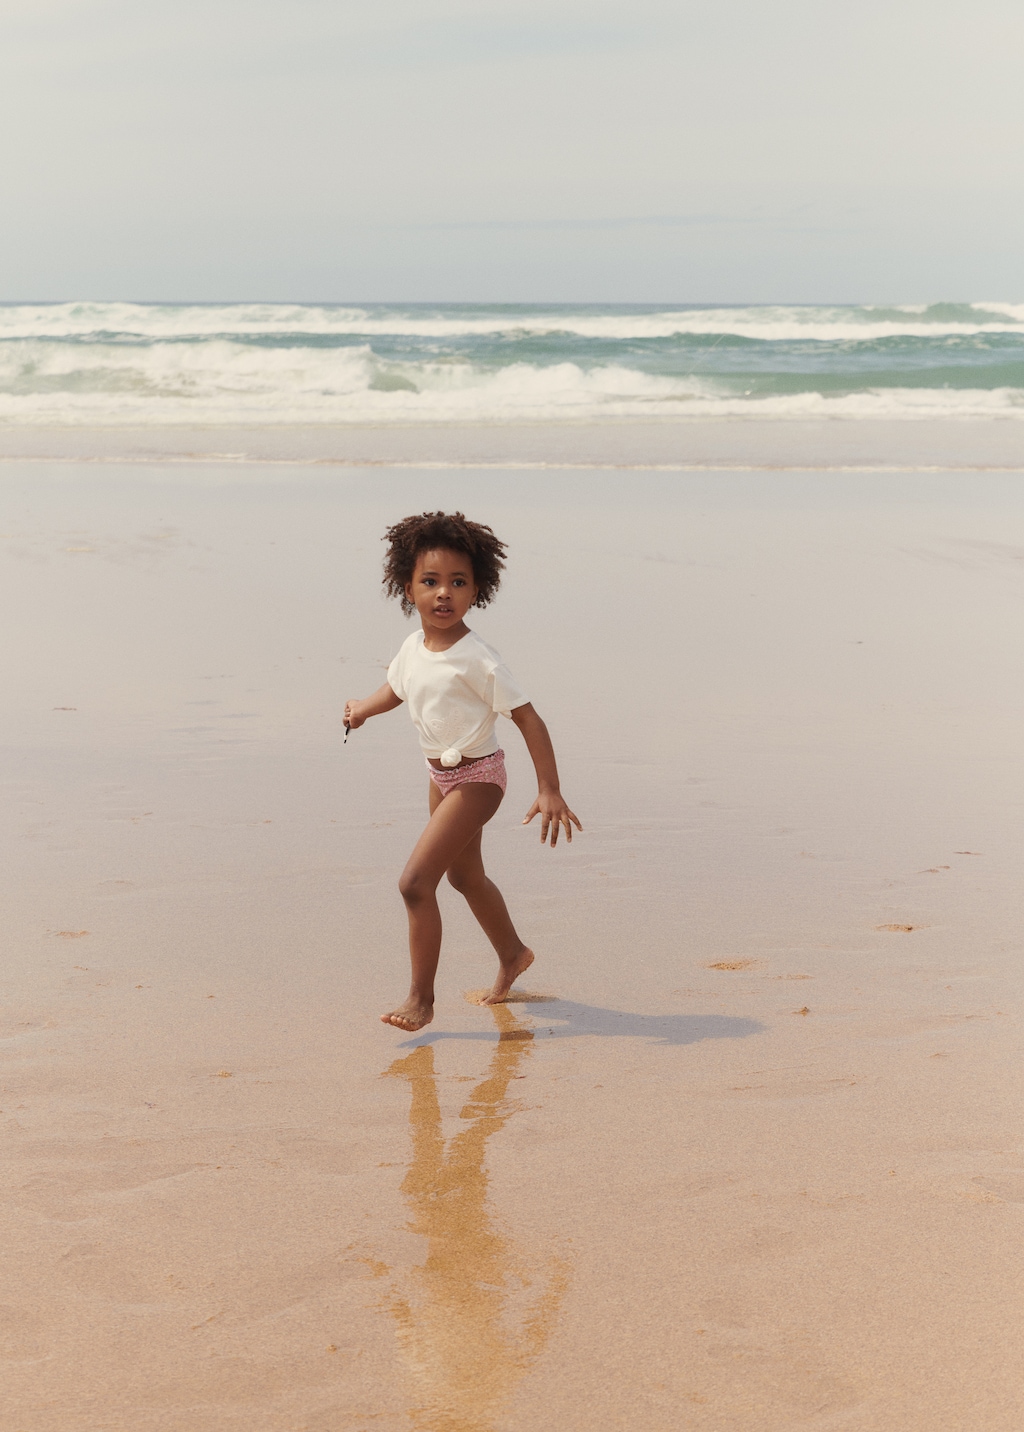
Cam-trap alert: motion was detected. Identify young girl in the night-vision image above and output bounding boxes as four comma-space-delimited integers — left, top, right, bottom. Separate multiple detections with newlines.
344, 511, 581, 1032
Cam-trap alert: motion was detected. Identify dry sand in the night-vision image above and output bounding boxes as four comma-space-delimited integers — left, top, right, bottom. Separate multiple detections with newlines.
2, 452, 1024, 1429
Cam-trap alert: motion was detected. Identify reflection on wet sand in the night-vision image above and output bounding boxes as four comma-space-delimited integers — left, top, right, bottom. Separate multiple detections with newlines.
381, 1003, 570, 1432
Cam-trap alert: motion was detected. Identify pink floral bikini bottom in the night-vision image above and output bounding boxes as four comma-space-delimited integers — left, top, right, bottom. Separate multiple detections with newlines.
427, 748, 507, 797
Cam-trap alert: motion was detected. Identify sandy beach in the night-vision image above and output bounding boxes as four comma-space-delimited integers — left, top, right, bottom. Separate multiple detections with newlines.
0, 416, 1022, 470
3, 444, 1024, 1429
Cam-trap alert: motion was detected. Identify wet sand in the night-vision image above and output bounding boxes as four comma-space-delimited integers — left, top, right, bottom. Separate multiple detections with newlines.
0, 416, 1023, 469
3, 459, 1024, 1429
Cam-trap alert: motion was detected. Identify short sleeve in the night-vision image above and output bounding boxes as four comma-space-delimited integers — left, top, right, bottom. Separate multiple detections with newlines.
489, 662, 529, 719
387, 650, 406, 701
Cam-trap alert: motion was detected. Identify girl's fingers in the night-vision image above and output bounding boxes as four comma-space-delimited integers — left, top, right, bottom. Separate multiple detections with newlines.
524, 802, 581, 843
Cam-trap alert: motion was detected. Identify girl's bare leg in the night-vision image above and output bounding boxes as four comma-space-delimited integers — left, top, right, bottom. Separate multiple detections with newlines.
382, 781, 504, 1031
445, 827, 534, 1004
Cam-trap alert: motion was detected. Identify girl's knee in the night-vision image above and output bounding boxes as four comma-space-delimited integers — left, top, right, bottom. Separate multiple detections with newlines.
399, 868, 436, 904
447, 865, 485, 896
446, 866, 470, 894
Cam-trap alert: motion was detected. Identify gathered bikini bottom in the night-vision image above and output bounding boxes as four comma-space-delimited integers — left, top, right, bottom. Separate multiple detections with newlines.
426, 748, 507, 797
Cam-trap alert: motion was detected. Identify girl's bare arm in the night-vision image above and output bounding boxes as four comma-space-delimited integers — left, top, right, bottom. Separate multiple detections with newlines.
510, 702, 582, 847
345, 682, 403, 729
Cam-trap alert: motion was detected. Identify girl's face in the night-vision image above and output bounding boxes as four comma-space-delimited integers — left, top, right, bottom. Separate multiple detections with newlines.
405, 547, 479, 632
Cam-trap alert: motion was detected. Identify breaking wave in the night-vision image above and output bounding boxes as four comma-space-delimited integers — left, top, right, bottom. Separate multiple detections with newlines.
2, 301, 1023, 424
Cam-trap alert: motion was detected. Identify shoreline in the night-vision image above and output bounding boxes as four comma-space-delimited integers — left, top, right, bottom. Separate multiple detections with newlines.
0, 417, 1023, 469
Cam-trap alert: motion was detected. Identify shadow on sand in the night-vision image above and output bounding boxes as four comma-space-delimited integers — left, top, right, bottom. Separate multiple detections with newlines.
399, 997, 764, 1049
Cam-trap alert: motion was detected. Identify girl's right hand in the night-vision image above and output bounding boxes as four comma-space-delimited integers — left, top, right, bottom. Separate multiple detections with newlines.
344, 699, 366, 730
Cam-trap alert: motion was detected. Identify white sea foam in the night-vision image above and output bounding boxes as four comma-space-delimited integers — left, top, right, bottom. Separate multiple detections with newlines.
2, 302, 1023, 427
1, 335, 1023, 424
972, 301, 1024, 324
1, 300, 1023, 343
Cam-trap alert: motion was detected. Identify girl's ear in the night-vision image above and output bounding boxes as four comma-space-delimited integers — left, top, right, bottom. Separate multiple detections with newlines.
404, 580, 414, 605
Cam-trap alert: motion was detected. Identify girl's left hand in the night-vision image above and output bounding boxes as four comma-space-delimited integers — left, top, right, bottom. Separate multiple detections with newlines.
523, 792, 582, 847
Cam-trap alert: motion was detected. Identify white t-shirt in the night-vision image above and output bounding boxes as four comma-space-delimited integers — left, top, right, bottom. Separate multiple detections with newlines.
387, 628, 529, 762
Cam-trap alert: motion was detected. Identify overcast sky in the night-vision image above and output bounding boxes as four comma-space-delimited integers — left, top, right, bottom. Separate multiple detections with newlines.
2, 0, 1022, 302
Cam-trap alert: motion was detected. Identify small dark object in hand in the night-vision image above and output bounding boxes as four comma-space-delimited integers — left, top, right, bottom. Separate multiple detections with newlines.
344, 723, 351, 743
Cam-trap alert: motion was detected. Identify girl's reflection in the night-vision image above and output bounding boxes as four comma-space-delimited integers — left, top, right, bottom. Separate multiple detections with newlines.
382, 1003, 570, 1432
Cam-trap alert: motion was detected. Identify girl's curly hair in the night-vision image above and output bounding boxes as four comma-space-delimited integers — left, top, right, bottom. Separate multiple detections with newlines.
382, 511, 508, 616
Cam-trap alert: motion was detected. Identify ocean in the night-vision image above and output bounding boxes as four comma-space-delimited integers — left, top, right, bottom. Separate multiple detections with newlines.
2, 300, 1024, 426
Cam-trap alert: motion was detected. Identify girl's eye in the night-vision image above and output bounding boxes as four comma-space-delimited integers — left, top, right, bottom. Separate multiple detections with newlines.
422, 577, 436, 586
453, 579, 465, 587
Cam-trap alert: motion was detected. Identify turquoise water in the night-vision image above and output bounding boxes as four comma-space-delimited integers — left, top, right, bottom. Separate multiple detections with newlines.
2, 301, 1023, 422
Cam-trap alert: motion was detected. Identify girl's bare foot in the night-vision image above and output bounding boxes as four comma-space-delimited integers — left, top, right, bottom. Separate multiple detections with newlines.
381, 998, 434, 1031
480, 947, 534, 1005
